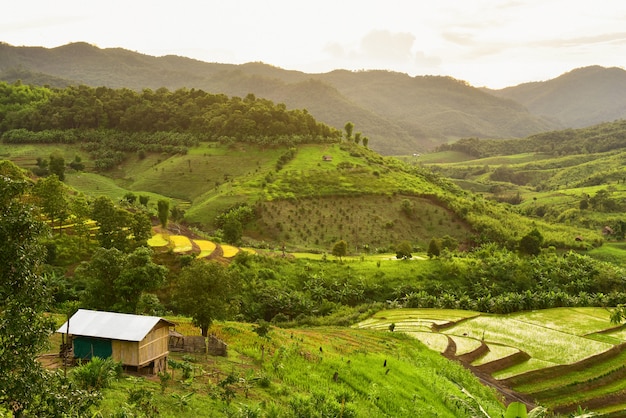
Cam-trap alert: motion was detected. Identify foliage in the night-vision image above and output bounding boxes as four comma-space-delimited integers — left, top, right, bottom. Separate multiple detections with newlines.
215, 204, 254, 246
395, 240, 413, 259
0, 82, 340, 153
157, 199, 170, 228
32, 174, 69, 232
519, 228, 544, 256
76, 246, 167, 313
427, 238, 441, 258
72, 356, 122, 391
91, 196, 150, 250
331, 239, 348, 261
173, 260, 241, 336
0, 164, 57, 414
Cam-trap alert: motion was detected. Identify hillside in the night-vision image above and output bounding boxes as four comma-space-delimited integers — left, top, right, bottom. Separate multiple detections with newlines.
0, 42, 560, 154
42, 316, 507, 417
488, 66, 626, 128
420, 120, 626, 245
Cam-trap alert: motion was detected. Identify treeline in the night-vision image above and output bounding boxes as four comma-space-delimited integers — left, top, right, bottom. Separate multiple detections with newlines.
0, 81, 340, 144
437, 119, 626, 158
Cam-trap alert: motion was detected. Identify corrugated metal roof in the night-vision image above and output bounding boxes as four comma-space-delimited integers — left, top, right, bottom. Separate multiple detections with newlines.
56, 309, 174, 342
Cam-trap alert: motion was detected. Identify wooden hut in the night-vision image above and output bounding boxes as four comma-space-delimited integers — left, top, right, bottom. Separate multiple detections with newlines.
57, 309, 174, 373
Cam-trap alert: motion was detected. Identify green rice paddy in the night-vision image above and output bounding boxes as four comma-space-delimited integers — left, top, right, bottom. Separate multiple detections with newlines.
357, 307, 626, 414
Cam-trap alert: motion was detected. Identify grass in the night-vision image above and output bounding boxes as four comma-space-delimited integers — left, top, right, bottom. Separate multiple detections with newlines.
472, 343, 520, 366
444, 315, 612, 366
357, 307, 626, 414
58, 319, 506, 417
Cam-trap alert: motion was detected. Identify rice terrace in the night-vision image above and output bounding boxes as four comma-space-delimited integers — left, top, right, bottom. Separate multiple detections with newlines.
359, 308, 626, 415
6, 48, 626, 416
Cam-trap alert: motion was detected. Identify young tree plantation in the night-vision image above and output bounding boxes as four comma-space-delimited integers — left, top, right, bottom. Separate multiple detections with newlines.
2, 79, 626, 416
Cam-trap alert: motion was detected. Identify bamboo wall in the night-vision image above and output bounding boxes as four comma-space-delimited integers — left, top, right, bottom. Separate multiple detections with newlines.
111, 322, 170, 367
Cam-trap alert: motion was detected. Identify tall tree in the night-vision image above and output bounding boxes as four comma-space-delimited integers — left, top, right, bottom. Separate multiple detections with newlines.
344, 122, 354, 142
130, 211, 153, 248
157, 199, 170, 228
48, 152, 65, 181
0, 166, 54, 414
173, 260, 241, 337
33, 174, 68, 233
427, 238, 441, 258
91, 196, 132, 250
77, 246, 167, 313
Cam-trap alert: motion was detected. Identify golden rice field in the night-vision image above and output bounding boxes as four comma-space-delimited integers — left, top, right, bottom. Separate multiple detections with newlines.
147, 233, 169, 247
194, 240, 217, 258
221, 244, 239, 258
169, 235, 193, 252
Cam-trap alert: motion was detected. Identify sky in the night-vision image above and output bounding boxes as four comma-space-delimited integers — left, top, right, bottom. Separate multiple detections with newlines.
2, 0, 626, 88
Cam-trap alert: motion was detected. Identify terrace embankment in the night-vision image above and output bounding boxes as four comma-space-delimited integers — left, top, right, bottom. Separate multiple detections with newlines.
441, 336, 535, 410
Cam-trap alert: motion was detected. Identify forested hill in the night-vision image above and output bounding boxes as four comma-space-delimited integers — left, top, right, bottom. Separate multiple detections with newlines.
487, 66, 626, 128
0, 42, 558, 155
437, 119, 626, 159
0, 81, 340, 169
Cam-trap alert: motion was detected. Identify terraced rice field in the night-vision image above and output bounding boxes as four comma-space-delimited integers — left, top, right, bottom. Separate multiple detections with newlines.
169, 235, 193, 252
357, 307, 626, 415
221, 244, 239, 258
147, 233, 169, 247
194, 240, 217, 258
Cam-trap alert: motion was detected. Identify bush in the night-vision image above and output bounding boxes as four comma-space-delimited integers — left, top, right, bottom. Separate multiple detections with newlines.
72, 357, 122, 391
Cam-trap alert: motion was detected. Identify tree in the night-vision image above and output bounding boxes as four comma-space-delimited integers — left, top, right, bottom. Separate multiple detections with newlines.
173, 260, 241, 336
33, 174, 69, 233
130, 211, 153, 248
344, 122, 354, 142
48, 152, 65, 181
91, 196, 132, 250
362, 136, 369, 148
441, 235, 458, 252
332, 240, 348, 261
427, 238, 441, 258
519, 228, 543, 256
395, 241, 413, 259
123, 192, 137, 205
157, 199, 170, 228
0, 167, 54, 413
139, 195, 150, 207
68, 155, 85, 171
0, 219, 95, 413
77, 246, 167, 313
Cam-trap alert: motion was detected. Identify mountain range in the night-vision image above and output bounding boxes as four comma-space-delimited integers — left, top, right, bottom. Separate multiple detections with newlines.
1, 42, 626, 155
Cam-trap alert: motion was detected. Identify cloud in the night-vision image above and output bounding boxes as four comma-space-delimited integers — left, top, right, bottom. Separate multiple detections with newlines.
359, 30, 416, 63
322, 29, 441, 75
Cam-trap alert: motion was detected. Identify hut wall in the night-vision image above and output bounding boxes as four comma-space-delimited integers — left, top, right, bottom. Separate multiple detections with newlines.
137, 323, 170, 366
111, 340, 139, 366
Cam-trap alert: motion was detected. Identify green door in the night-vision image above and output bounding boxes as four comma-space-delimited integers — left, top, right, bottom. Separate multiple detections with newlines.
73, 336, 113, 360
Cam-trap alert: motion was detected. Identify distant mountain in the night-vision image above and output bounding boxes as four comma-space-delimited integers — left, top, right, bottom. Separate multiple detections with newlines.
487, 66, 626, 128
0, 42, 566, 154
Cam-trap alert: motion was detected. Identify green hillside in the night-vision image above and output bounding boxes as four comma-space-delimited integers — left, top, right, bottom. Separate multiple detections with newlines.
359, 307, 626, 416
42, 317, 506, 418
424, 120, 626, 244
0, 42, 561, 154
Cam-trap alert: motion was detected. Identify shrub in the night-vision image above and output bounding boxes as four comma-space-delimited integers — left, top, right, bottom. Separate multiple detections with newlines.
72, 357, 122, 391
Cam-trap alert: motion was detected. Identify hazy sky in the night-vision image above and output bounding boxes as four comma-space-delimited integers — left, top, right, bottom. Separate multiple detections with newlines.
3, 0, 626, 88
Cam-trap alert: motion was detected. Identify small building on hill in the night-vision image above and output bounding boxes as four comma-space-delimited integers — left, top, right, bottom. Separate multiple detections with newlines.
57, 309, 174, 373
